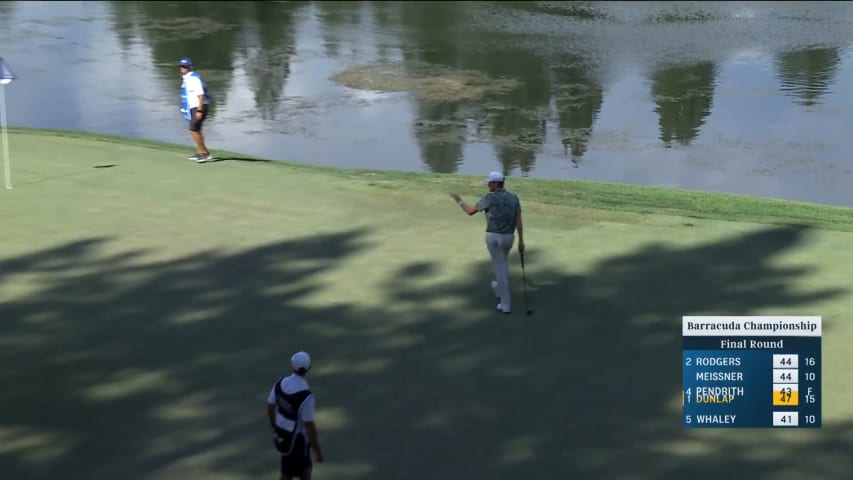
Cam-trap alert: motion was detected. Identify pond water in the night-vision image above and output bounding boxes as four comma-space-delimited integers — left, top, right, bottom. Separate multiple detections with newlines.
2, 1, 853, 206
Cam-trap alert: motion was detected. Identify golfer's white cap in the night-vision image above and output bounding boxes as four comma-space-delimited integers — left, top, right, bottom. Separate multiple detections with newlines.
484, 171, 504, 184
291, 351, 311, 371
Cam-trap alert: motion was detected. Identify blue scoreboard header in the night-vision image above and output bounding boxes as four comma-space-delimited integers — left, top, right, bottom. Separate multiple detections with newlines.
682, 316, 822, 428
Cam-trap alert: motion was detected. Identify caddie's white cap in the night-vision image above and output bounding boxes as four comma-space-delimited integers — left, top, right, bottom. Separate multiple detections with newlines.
291, 351, 311, 371
484, 171, 504, 184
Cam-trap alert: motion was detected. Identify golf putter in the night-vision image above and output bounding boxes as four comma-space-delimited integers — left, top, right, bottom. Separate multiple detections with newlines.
520, 251, 533, 315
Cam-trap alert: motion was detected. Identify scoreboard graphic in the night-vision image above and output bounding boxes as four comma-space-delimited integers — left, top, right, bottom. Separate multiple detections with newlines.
682, 316, 822, 428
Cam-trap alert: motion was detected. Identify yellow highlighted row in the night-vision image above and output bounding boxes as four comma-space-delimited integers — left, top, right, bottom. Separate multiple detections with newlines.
774, 386, 798, 406
681, 388, 799, 406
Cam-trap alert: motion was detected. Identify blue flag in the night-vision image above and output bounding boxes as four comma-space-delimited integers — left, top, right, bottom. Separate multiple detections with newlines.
0, 57, 16, 84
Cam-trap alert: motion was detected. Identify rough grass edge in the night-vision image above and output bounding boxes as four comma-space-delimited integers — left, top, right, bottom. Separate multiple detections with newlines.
9, 126, 853, 232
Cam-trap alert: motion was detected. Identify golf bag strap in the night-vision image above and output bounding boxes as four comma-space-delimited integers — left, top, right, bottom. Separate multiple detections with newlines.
274, 378, 311, 427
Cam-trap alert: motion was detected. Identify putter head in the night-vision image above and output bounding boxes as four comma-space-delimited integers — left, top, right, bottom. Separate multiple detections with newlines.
526, 309, 533, 316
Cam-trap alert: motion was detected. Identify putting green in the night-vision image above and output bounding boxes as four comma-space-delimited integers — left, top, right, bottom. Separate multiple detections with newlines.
1, 128, 852, 479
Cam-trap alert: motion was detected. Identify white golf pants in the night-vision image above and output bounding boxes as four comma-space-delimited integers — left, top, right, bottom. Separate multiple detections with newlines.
486, 232, 515, 309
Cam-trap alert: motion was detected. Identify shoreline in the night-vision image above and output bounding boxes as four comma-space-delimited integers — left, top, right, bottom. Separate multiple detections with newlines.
7, 126, 853, 232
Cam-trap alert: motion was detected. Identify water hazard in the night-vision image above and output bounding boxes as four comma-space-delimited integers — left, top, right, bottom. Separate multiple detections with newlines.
1, 1, 852, 206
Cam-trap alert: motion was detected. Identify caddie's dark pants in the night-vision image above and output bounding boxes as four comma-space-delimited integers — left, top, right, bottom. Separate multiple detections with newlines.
274, 429, 312, 478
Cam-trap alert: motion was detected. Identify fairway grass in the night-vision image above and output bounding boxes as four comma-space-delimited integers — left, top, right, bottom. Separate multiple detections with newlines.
2, 128, 853, 480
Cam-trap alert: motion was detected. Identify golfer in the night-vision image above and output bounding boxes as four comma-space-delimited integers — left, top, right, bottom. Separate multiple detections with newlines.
450, 171, 525, 314
266, 351, 325, 480
178, 57, 213, 163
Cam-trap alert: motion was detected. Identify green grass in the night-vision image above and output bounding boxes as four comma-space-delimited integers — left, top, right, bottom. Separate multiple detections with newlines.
1, 127, 853, 480
11, 126, 853, 231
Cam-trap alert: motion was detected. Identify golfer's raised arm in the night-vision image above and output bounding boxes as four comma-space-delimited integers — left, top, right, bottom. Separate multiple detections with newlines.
450, 193, 479, 215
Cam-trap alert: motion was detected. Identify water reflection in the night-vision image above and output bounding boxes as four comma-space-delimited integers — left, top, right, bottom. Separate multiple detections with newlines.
650, 61, 717, 147
132, 2, 250, 118
551, 57, 604, 167
106, 1, 303, 121
775, 46, 842, 107
0, 1, 15, 25
396, 1, 469, 173
315, 1, 377, 59
2, 1, 853, 206
107, 2, 138, 54
412, 102, 466, 174
241, 2, 300, 120
474, 48, 551, 176
496, 0, 610, 20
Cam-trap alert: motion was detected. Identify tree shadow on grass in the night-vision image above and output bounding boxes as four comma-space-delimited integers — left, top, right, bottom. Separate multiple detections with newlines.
0, 229, 372, 478
373, 223, 850, 480
0, 224, 851, 479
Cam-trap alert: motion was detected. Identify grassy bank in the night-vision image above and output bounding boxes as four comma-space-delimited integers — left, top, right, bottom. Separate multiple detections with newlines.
9, 126, 853, 231
1, 127, 852, 480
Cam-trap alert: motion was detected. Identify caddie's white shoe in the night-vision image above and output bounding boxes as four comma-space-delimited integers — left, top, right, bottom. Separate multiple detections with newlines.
496, 303, 511, 314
